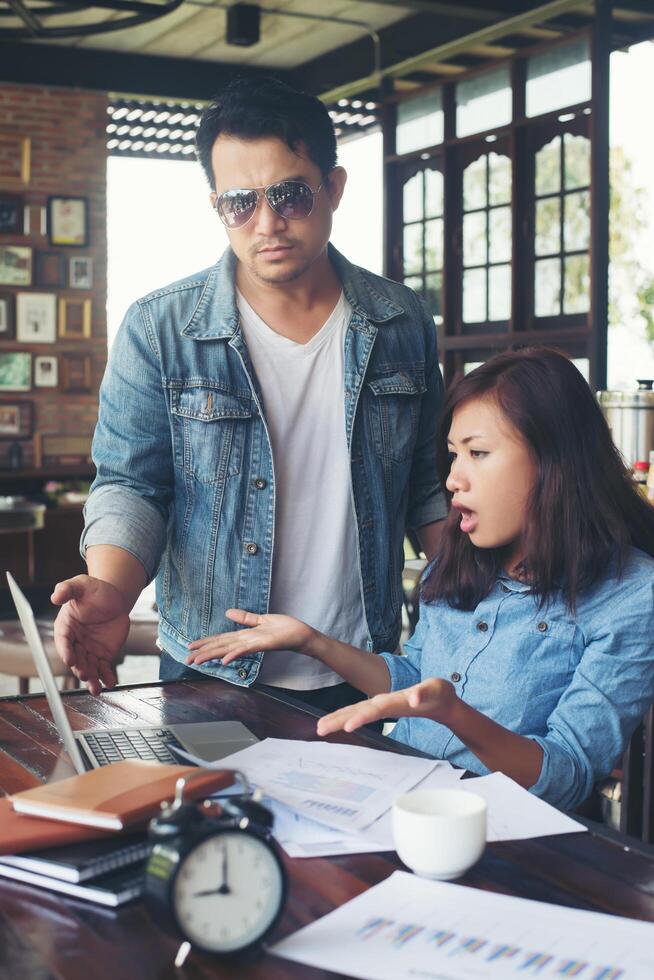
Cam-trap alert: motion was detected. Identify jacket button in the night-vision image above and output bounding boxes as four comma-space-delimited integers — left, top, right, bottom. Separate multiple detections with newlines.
537, 621, 548, 632
245, 542, 258, 555
450, 671, 461, 683
253, 478, 267, 490
477, 621, 488, 632
237, 667, 248, 679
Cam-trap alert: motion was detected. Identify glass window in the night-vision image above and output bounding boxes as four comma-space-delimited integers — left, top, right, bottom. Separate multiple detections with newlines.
535, 257, 561, 317
526, 39, 591, 118
536, 136, 561, 196
533, 132, 591, 319
456, 66, 512, 138
462, 151, 512, 324
401, 165, 444, 325
397, 89, 444, 155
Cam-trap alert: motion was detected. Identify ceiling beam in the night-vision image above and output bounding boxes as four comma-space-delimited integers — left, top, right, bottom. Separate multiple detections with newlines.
316, 0, 588, 103
0, 40, 290, 101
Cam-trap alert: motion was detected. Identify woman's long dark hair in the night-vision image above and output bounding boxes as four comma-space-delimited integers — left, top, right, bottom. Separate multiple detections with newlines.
423, 347, 654, 611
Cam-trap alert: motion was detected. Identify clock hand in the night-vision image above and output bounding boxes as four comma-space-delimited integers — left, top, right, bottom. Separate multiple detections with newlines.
219, 840, 230, 895
192, 887, 230, 897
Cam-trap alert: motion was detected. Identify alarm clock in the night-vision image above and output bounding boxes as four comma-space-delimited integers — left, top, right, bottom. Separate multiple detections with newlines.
144, 769, 286, 964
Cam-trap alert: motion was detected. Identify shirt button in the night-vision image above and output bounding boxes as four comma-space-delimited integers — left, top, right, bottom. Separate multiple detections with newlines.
237, 667, 248, 680
245, 542, 258, 555
477, 621, 488, 632
450, 671, 461, 683
253, 478, 267, 490
537, 621, 548, 632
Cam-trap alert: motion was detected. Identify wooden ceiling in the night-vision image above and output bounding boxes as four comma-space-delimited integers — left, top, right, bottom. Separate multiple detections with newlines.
0, 1, 652, 102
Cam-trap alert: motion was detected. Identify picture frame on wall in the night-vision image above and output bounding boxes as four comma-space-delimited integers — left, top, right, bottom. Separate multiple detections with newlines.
60, 352, 92, 393
0, 293, 14, 339
0, 401, 32, 438
0, 351, 31, 391
36, 251, 67, 288
34, 354, 58, 388
0, 245, 32, 286
69, 256, 93, 289
0, 194, 22, 235
16, 292, 57, 343
0, 134, 31, 188
59, 297, 91, 339
47, 196, 88, 247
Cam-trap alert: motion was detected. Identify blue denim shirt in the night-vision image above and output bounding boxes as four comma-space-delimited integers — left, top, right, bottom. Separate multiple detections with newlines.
381, 548, 654, 810
82, 245, 446, 685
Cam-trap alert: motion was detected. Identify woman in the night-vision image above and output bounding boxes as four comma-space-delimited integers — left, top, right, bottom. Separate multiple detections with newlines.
187, 348, 654, 810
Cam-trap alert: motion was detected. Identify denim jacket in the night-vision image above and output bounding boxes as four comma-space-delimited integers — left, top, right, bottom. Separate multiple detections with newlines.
82, 245, 447, 685
381, 549, 654, 810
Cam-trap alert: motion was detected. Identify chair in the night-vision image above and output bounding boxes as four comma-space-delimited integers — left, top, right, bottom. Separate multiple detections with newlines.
0, 617, 77, 694
619, 704, 654, 843
0, 611, 160, 696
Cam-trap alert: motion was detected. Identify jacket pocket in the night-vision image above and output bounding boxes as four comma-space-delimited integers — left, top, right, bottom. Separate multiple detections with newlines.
170, 384, 252, 484
366, 367, 426, 464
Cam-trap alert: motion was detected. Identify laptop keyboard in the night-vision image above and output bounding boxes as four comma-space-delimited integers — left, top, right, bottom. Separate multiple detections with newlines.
83, 729, 184, 767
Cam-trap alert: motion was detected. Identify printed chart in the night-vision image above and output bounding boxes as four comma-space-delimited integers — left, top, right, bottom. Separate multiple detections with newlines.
271, 872, 654, 980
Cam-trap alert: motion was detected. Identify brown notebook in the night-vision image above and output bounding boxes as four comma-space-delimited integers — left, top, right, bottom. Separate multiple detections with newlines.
9, 760, 233, 830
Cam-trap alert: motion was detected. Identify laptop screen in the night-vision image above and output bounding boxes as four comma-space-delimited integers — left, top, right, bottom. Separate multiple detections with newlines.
6, 572, 87, 775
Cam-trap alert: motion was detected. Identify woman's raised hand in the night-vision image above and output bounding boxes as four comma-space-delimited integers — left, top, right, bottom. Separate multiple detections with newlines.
316, 677, 457, 736
186, 609, 316, 667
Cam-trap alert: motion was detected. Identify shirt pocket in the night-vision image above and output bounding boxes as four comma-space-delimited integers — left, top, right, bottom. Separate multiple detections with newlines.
170, 384, 252, 485
366, 367, 426, 464
520, 619, 578, 689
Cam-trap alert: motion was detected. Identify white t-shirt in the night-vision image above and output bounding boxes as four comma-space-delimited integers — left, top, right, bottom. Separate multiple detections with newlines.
236, 289, 369, 689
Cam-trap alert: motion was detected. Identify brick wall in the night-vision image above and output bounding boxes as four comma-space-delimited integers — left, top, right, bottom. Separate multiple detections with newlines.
0, 83, 107, 469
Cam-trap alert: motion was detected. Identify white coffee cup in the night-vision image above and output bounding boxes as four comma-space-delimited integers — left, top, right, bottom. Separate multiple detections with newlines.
392, 788, 487, 880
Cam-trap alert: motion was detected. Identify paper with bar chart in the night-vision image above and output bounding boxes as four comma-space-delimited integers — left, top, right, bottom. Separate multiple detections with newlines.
270, 871, 654, 979
212, 738, 440, 832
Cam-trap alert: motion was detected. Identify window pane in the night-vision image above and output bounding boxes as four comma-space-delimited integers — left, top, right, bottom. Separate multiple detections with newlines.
488, 265, 511, 321
571, 357, 590, 382
403, 172, 423, 224
425, 218, 443, 270
404, 276, 423, 293
488, 152, 511, 206
526, 38, 591, 118
564, 134, 591, 190
563, 254, 590, 314
535, 197, 561, 256
535, 257, 561, 316
403, 223, 423, 275
397, 89, 444, 155
425, 168, 444, 218
463, 211, 487, 267
564, 190, 590, 252
463, 268, 487, 323
456, 66, 512, 138
535, 137, 561, 196
489, 206, 511, 264
425, 271, 443, 324
463, 156, 487, 211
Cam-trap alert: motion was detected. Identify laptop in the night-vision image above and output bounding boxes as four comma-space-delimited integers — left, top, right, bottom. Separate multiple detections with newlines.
6, 572, 259, 774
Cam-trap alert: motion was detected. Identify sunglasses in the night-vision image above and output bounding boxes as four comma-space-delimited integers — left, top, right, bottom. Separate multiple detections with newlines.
214, 178, 325, 229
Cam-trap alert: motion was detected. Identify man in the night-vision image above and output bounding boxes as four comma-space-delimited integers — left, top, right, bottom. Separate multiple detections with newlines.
52, 76, 446, 712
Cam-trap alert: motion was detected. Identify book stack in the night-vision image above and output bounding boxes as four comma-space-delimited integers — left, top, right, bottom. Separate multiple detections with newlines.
0, 759, 233, 908
0, 834, 151, 907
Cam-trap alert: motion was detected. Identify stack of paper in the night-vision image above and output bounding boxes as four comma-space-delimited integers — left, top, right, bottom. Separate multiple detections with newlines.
205, 739, 586, 858
270, 870, 654, 979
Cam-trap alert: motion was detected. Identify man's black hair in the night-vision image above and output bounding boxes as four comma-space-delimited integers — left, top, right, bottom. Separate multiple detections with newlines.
195, 75, 338, 190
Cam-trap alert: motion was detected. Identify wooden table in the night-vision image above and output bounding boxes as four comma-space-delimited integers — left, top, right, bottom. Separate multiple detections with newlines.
1, 676, 654, 979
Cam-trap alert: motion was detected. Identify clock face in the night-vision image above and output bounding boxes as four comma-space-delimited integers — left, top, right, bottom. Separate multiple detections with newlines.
172, 830, 284, 954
